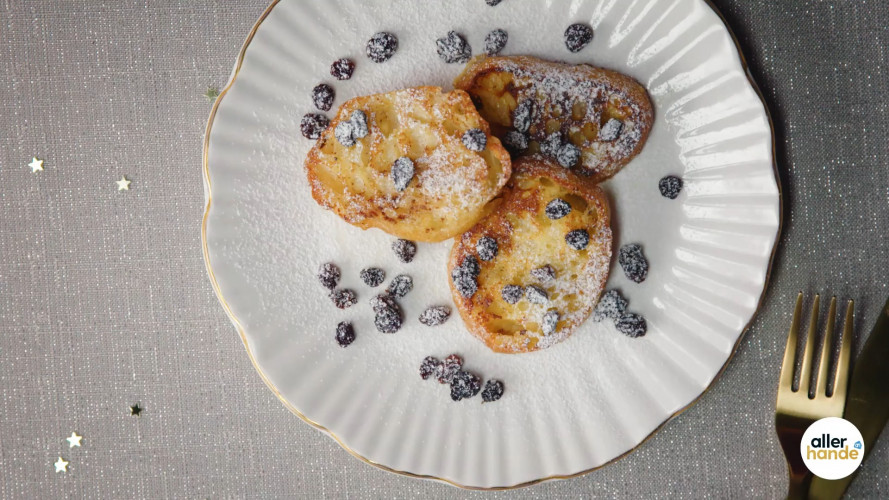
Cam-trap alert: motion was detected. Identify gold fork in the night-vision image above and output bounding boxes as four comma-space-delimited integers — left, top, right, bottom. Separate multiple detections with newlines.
775, 293, 854, 500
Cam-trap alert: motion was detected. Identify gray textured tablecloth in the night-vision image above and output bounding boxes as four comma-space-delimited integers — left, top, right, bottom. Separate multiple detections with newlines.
1, 1, 887, 498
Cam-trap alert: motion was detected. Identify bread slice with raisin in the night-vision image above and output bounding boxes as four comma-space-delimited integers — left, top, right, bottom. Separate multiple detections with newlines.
448, 156, 612, 353
305, 86, 512, 242
454, 55, 653, 182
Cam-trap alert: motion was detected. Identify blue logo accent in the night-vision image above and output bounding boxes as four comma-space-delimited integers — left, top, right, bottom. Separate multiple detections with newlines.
854, 441, 862, 449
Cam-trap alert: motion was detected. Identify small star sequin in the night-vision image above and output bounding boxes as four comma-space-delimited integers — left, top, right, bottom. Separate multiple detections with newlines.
28, 157, 44, 173
66, 432, 82, 448
204, 86, 220, 101
129, 404, 142, 416
116, 176, 131, 191
54, 457, 68, 473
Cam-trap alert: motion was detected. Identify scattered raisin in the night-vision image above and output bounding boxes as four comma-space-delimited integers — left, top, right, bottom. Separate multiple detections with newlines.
462, 255, 481, 277
615, 313, 647, 338
386, 274, 413, 298
360, 267, 385, 287
476, 236, 498, 261
481, 379, 504, 402
419, 306, 451, 326
598, 118, 623, 141
370, 293, 398, 314
392, 239, 417, 263
526, 285, 548, 305
366, 32, 398, 63
334, 121, 356, 147
311, 84, 334, 112
436, 354, 463, 384
420, 356, 442, 380
593, 289, 628, 322
513, 100, 535, 133
300, 113, 329, 140
484, 29, 508, 56
436, 31, 472, 64
374, 306, 402, 333
618, 244, 648, 283
330, 289, 358, 309
503, 130, 528, 153
564, 23, 593, 53
450, 370, 482, 401
485, 0, 503, 5
391, 157, 415, 192
335, 322, 355, 347
531, 265, 556, 283
542, 309, 560, 335
350, 110, 369, 138
501, 285, 524, 305
462, 128, 487, 152
452, 255, 480, 298
565, 229, 590, 250
540, 132, 562, 157
556, 143, 581, 168
317, 262, 341, 289
545, 199, 572, 220
330, 58, 355, 80
659, 175, 683, 199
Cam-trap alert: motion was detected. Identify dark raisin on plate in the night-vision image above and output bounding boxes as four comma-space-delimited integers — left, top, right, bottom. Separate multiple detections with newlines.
335, 321, 355, 347
330, 58, 355, 80
452, 255, 480, 298
593, 289, 628, 322
419, 306, 451, 326
436, 31, 472, 64
420, 356, 442, 380
386, 274, 413, 298
659, 175, 683, 199
485, 0, 503, 5
542, 309, 560, 335
462, 128, 487, 152
556, 143, 581, 169
545, 198, 572, 220
481, 379, 504, 402
565, 229, 590, 250
436, 354, 463, 384
360, 267, 385, 287
564, 23, 593, 53
300, 113, 329, 140
366, 32, 398, 63
598, 118, 623, 141
391, 157, 415, 192
374, 306, 402, 333
329, 288, 358, 309
476, 236, 498, 261
311, 84, 335, 112
334, 121, 356, 147
370, 293, 398, 314
392, 239, 417, 263
350, 110, 369, 138
526, 285, 548, 305
615, 313, 647, 338
618, 243, 649, 283
317, 262, 341, 289
461, 255, 481, 277
531, 265, 556, 283
501, 284, 524, 305
450, 370, 482, 401
484, 29, 508, 56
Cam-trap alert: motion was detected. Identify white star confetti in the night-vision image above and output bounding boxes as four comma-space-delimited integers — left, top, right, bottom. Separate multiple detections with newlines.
54, 457, 68, 473
28, 157, 44, 173
116, 176, 131, 191
66, 432, 82, 448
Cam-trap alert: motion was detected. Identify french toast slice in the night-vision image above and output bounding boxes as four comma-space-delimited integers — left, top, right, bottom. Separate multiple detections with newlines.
305, 86, 512, 242
448, 157, 612, 353
454, 55, 653, 182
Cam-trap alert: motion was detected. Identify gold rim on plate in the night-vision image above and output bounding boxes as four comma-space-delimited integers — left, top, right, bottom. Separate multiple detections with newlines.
200, 0, 783, 490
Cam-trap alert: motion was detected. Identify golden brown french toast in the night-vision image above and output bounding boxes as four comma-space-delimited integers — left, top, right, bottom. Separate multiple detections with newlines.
454, 55, 653, 182
448, 157, 612, 353
305, 86, 512, 242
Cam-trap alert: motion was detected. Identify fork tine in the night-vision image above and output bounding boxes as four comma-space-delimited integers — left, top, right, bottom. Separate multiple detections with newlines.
831, 300, 854, 400
779, 293, 803, 391
815, 297, 837, 397
799, 294, 820, 396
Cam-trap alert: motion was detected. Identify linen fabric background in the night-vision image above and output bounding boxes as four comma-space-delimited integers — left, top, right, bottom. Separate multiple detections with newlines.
1, 1, 887, 498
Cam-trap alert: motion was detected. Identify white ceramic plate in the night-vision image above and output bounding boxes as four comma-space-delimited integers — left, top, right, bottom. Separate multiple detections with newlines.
203, 0, 780, 489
